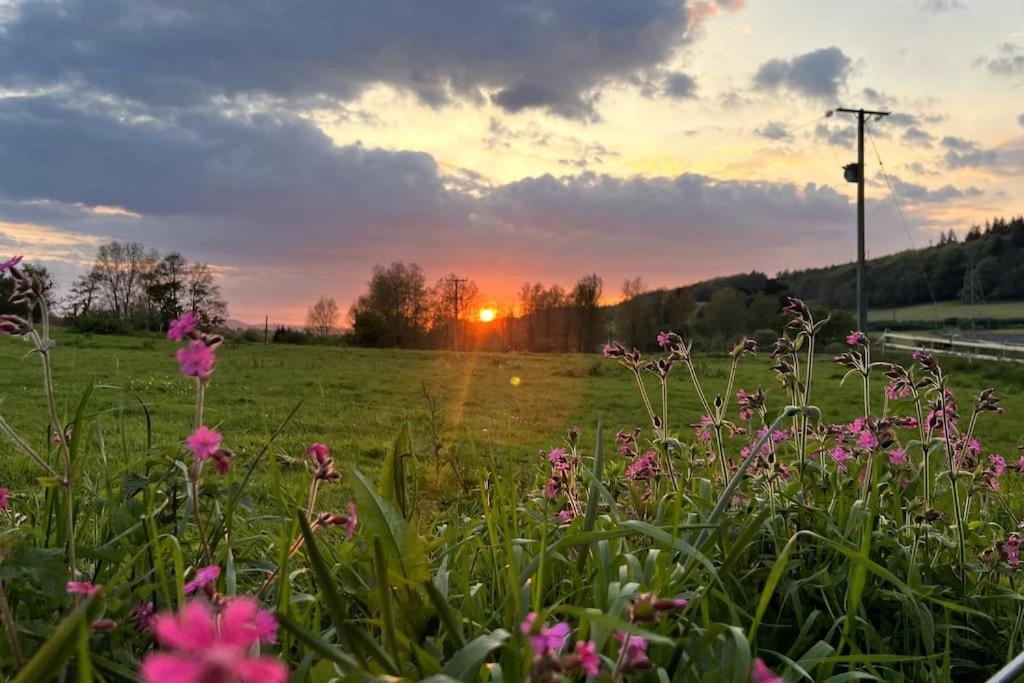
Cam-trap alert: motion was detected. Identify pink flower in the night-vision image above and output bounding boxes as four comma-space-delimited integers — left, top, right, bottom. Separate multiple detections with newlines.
697, 415, 713, 442
167, 311, 199, 341
625, 451, 658, 481
574, 641, 600, 676
846, 331, 867, 346
0, 487, 8, 510
187, 426, 223, 462
968, 439, 982, 457
657, 331, 670, 348
885, 383, 911, 400
67, 581, 101, 596
184, 565, 221, 595
324, 502, 358, 536
614, 632, 651, 670
556, 508, 576, 524
0, 255, 22, 273
140, 599, 287, 683
857, 430, 878, 451
829, 446, 850, 471
177, 340, 216, 378
305, 443, 330, 464
888, 448, 907, 468
131, 602, 157, 631
990, 454, 1007, 477
520, 613, 571, 655
543, 477, 560, 498
1005, 535, 1021, 567
752, 658, 782, 683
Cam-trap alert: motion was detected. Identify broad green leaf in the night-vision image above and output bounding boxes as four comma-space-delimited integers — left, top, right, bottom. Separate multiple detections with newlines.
349, 467, 428, 585
440, 629, 510, 682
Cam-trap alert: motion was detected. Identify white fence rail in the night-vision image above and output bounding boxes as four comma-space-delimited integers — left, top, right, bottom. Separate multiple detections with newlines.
879, 331, 1024, 364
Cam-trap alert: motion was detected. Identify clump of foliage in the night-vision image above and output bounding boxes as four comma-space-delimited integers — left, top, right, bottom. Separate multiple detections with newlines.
1, 255, 1023, 681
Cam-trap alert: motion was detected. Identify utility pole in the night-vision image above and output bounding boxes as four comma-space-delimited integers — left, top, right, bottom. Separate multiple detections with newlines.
445, 276, 468, 351
264, 315, 269, 344
836, 107, 890, 333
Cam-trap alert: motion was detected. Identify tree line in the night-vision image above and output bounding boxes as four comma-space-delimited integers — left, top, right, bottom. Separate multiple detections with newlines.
63, 241, 228, 333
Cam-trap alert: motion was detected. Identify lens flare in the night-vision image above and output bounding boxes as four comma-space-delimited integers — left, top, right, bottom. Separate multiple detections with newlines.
479, 307, 497, 322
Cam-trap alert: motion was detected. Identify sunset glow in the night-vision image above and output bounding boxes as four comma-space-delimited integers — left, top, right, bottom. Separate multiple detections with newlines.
478, 307, 497, 323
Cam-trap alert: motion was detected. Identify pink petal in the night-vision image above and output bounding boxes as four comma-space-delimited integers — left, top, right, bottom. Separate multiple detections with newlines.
219, 597, 261, 648
140, 654, 204, 683
154, 602, 217, 652
236, 658, 289, 683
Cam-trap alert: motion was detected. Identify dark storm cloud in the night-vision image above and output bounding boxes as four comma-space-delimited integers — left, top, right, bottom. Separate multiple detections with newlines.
753, 47, 852, 99
0, 95, 467, 231
0, 0, 714, 120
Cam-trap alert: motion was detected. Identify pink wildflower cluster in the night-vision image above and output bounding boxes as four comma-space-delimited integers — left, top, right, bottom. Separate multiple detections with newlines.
520, 613, 600, 678
186, 425, 233, 474
625, 451, 658, 481
140, 598, 285, 683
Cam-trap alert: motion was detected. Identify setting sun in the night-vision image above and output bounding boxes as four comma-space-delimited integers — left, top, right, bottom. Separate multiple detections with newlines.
478, 306, 497, 323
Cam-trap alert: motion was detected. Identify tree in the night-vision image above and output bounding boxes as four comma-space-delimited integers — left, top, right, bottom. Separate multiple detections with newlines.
306, 296, 339, 336
184, 263, 228, 327
429, 275, 479, 349
619, 276, 648, 347
92, 241, 145, 321
348, 262, 428, 347
572, 274, 604, 352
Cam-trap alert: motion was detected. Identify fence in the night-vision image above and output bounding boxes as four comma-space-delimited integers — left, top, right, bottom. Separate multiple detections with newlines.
878, 330, 1024, 364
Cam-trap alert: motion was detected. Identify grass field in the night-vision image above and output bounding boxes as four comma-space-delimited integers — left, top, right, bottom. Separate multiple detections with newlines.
3, 329, 1023, 508
868, 299, 1024, 323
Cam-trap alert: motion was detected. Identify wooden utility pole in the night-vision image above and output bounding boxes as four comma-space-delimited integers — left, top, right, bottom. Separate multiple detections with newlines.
836, 107, 890, 333
445, 276, 468, 351
264, 315, 269, 344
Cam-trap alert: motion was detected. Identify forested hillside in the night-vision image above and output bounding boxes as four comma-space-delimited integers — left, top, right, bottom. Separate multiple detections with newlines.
780, 215, 1024, 309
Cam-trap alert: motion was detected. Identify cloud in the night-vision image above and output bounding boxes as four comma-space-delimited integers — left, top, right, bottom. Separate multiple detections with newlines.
902, 126, 934, 147
754, 121, 791, 141
940, 135, 999, 168
920, 0, 966, 11
979, 43, 1024, 78
0, 0, 745, 120
815, 122, 856, 147
753, 47, 852, 99
887, 176, 982, 203
663, 72, 698, 99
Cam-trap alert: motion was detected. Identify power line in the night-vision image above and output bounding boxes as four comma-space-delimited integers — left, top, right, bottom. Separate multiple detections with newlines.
864, 123, 941, 311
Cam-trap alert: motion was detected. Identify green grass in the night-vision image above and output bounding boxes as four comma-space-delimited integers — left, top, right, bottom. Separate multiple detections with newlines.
869, 299, 1024, 323
2, 329, 1022, 507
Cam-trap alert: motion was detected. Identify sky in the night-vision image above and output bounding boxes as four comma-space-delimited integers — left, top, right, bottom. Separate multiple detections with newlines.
1, 0, 1023, 325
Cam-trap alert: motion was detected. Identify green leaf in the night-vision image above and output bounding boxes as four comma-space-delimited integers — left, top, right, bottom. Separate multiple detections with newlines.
440, 629, 511, 682
577, 420, 604, 573
0, 547, 67, 596
379, 423, 413, 518
424, 578, 467, 648
349, 467, 428, 585
13, 594, 102, 683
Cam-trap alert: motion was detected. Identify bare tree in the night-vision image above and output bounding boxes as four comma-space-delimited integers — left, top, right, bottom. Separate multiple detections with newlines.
620, 276, 648, 347
306, 296, 339, 336
184, 262, 228, 326
92, 241, 145, 321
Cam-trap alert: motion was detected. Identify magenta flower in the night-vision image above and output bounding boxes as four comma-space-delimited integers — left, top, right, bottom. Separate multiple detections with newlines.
846, 331, 867, 346
167, 311, 199, 341
1005, 535, 1021, 567
140, 598, 287, 683
625, 452, 658, 481
574, 641, 600, 676
0, 255, 22, 273
131, 602, 157, 631
829, 446, 850, 471
177, 340, 216, 378
990, 454, 1007, 477
184, 565, 221, 595
555, 508, 576, 524
888, 448, 907, 467
305, 443, 330, 464
697, 415, 713, 442
0, 487, 8, 510
324, 502, 358, 536
67, 581, 101, 596
543, 477, 560, 498
752, 658, 783, 683
614, 632, 651, 670
187, 426, 223, 462
857, 430, 878, 450
968, 439, 983, 457
657, 331, 670, 348
520, 613, 571, 655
